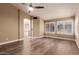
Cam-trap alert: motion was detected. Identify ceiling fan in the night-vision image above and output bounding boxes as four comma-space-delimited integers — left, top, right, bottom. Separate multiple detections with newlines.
21, 3, 45, 9
21, 3, 45, 18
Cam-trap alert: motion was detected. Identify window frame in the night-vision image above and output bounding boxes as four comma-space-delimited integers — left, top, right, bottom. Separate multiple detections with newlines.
57, 21, 64, 34
44, 23, 50, 33
57, 19, 74, 35
63, 19, 74, 35
44, 22, 56, 34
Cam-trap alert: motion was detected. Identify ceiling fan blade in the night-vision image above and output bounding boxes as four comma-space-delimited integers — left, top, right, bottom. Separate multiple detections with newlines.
21, 3, 45, 9
21, 3, 26, 5
34, 6, 44, 9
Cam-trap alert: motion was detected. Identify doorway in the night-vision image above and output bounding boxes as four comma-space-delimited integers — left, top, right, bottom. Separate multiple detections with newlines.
24, 18, 30, 38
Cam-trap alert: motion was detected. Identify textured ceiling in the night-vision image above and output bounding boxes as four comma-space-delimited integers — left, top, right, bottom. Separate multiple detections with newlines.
11, 3, 79, 20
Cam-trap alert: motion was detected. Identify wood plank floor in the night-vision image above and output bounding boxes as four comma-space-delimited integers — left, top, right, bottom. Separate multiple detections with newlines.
0, 37, 79, 55
19, 38, 79, 55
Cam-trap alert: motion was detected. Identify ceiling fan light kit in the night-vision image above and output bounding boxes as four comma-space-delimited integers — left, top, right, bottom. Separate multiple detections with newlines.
21, 3, 45, 13
28, 6, 34, 11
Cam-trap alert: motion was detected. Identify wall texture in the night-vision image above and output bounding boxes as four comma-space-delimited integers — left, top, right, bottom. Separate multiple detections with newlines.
75, 15, 79, 48
33, 19, 40, 37
32, 19, 44, 38
39, 19, 44, 37
0, 4, 18, 43
0, 4, 30, 43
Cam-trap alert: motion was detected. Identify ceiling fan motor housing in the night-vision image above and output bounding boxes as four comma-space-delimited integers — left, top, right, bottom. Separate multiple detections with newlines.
32, 16, 39, 19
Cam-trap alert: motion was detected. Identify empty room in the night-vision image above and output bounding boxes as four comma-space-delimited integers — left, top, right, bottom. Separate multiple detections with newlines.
0, 3, 79, 55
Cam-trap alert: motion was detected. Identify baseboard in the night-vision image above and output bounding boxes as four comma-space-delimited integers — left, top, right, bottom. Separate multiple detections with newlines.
75, 39, 79, 48
44, 35, 75, 41
0, 39, 23, 46
29, 36, 44, 39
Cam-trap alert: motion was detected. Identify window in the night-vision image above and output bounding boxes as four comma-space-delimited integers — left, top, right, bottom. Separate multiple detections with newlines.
45, 23, 49, 32
58, 24, 63, 31
65, 23, 72, 33
57, 21, 64, 33
24, 18, 30, 31
57, 20, 73, 35
64, 20, 73, 34
44, 19, 74, 35
25, 24, 29, 29
45, 22, 55, 33
50, 23, 55, 32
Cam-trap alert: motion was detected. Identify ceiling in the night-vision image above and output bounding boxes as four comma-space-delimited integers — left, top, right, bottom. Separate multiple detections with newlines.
11, 3, 79, 20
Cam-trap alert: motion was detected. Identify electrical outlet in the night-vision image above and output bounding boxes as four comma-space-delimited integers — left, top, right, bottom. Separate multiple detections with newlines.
6, 38, 8, 40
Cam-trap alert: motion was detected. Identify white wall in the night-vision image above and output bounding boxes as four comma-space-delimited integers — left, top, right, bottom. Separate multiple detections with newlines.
75, 15, 79, 48
0, 3, 30, 43
32, 18, 44, 38
0, 4, 18, 43
39, 19, 44, 37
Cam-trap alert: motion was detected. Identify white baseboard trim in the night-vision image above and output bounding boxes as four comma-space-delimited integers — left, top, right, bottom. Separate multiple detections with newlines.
75, 39, 79, 48
44, 35, 75, 41
29, 36, 44, 39
0, 39, 23, 46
